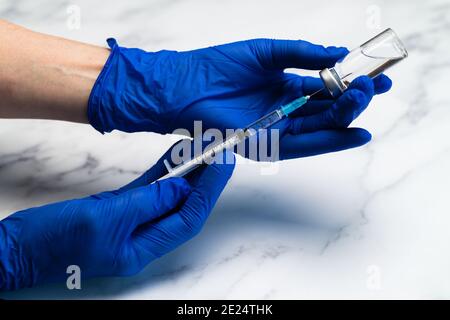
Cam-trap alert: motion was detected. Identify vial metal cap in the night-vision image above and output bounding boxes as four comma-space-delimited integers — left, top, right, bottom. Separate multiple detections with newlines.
319, 68, 347, 98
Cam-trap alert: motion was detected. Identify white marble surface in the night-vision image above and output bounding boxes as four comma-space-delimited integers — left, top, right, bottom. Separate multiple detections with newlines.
0, 0, 450, 299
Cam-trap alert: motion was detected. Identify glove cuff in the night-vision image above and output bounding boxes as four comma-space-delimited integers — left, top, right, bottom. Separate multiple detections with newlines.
87, 38, 120, 134
87, 38, 166, 134
0, 219, 30, 291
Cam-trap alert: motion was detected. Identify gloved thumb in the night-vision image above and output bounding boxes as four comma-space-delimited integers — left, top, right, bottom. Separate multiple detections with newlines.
105, 177, 192, 229
254, 39, 348, 70
175, 153, 235, 234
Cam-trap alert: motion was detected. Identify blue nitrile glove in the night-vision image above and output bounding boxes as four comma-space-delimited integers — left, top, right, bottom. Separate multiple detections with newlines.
0, 144, 234, 291
88, 38, 392, 159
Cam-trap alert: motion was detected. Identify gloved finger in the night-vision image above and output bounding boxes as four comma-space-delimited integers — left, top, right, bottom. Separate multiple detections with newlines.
176, 150, 235, 231
301, 77, 331, 99
117, 143, 182, 193
281, 75, 332, 117
89, 139, 191, 201
109, 137, 232, 196
129, 153, 235, 259
301, 74, 392, 97
254, 39, 348, 70
105, 177, 191, 228
289, 73, 392, 119
289, 76, 375, 134
282, 75, 330, 102
279, 128, 372, 160
373, 74, 392, 94
288, 99, 334, 118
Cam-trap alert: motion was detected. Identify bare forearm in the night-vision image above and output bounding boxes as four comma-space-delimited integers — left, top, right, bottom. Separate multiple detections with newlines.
0, 20, 109, 123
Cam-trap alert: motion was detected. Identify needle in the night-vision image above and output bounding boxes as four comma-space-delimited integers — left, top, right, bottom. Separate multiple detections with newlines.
159, 88, 325, 180
308, 87, 324, 98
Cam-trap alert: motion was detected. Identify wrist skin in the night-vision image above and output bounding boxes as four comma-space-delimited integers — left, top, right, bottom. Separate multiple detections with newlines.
0, 20, 110, 124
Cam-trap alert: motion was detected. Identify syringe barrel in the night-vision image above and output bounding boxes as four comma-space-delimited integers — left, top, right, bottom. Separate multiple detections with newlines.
246, 109, 283, 131
158, 131, 247, 180
158, 96, 308, 181
158, 157, 203, 180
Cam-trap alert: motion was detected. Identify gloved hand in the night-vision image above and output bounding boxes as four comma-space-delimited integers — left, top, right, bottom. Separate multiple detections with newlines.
88, 38, 392, 159
0, 144, 234, 291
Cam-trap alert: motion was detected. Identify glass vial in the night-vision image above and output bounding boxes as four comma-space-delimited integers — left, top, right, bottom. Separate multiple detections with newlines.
319, 28, 408, 97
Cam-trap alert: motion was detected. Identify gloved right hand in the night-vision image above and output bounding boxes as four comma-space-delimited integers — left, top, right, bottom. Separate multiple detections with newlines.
88, 38, 392, 160
0, 142, 234, 291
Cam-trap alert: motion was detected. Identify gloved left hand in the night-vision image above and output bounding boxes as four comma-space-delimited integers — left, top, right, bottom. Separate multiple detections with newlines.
88, 38, 392, 160
0, 143, 234, 291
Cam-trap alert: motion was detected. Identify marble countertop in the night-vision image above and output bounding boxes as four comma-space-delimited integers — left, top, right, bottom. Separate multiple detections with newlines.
1, 0, 450, 299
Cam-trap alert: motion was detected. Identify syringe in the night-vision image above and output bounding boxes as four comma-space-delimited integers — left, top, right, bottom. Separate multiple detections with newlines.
159, 93, 316, 180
